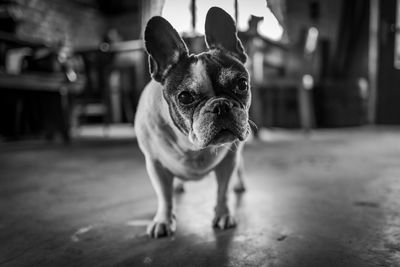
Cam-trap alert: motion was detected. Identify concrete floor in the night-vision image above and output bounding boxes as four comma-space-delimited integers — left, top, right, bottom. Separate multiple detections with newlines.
1, 128, 400, 266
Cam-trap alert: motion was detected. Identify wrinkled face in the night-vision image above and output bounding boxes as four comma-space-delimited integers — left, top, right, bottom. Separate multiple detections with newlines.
163, 50, 251, 149
144, 7, 251, 148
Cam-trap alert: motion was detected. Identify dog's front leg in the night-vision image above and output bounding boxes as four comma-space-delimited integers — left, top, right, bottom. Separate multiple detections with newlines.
213, 150, 239, 229
145, 158, 175, 238
233, 154, 246, 193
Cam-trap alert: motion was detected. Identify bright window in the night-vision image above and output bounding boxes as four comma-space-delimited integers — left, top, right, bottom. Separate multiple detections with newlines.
161, 0, 193, 34
162, 0, 283, 41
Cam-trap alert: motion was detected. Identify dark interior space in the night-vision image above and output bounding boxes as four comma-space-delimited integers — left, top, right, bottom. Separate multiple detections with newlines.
1, 0, 400, 266
0, 0, 398, 139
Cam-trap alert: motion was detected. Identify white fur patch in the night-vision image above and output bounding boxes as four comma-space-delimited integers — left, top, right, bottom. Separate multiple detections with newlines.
184, 60, 212, 94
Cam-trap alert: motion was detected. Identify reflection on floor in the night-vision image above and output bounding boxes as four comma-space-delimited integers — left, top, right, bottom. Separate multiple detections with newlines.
1, 127, 400, 266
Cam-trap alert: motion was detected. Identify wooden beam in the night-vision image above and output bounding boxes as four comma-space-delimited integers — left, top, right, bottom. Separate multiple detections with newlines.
368, 0, 379, 124
191, 0, 196, 33
234, 0, 238, 25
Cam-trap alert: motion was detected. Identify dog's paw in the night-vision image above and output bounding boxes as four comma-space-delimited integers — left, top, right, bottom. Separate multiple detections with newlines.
147, 217, 176, 238
233, 182, 246, 193
212, 214, 236, 230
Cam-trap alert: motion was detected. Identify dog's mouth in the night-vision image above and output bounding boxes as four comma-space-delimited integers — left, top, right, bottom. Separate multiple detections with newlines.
190, 126, 248, 149
211, 129, 238, 144
206, 126, 248, 147
191, 107, 250, 148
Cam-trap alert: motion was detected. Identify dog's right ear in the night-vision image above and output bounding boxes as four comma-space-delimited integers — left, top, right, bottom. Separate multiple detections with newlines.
205, 7, 247, 63
144, 16, 189, 83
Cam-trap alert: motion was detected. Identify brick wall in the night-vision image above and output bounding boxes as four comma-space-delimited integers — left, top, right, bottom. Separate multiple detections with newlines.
4, 0, 167, 47
106, 0, 165, 41
11, 0, 106, 48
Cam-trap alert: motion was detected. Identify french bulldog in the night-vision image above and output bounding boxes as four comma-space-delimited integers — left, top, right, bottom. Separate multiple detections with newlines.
135, 7, 252, 238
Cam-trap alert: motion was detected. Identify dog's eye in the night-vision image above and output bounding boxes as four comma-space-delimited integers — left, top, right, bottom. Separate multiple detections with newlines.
237, 78, 248, 92
178, 91, 195, 105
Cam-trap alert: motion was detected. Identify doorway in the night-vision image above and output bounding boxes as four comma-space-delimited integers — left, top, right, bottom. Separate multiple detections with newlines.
376, 0, 400, 124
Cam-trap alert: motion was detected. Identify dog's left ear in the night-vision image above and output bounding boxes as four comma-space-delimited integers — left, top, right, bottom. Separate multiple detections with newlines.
144, 16, 189, 83
205, 7, 247, 63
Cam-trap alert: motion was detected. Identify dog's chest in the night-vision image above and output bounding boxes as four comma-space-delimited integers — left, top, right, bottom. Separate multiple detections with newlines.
182, 150, 220, 170
160, 144, 229, 180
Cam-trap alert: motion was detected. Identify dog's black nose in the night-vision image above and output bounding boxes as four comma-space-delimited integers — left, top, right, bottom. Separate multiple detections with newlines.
211, 100, 232, 115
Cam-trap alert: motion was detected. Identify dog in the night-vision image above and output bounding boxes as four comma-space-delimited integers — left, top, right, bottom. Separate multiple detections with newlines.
135, 7, 252, 238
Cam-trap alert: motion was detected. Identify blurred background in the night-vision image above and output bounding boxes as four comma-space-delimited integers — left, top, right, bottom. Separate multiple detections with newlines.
1, 1, 400, 266
0, 0, 396, 140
